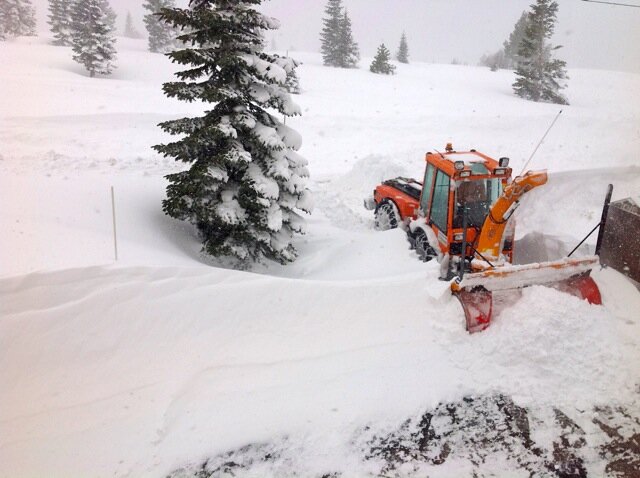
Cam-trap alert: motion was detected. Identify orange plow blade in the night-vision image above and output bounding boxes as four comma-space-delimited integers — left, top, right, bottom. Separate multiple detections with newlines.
451, 256, 602, 333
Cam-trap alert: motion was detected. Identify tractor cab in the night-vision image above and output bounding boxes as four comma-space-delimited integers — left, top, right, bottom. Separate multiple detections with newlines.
369, 145, 514, 265
414, 146, 513, 262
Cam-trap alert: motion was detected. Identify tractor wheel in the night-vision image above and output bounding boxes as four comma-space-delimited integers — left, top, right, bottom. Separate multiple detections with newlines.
375, 201, 399, 231
414, 228, 436, 262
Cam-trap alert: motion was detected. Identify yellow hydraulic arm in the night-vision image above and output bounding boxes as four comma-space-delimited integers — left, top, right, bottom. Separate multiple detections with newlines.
475, 170, 548, 262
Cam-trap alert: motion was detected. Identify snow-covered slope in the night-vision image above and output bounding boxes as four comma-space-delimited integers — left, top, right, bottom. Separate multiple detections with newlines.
1, 37, 639, 477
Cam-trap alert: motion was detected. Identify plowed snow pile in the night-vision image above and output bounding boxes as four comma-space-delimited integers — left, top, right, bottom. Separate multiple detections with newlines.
1, 38, 639, 477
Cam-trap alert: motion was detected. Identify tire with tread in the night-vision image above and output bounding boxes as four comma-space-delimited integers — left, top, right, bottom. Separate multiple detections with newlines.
414, 228, 436, 262
375, 201, 399, 231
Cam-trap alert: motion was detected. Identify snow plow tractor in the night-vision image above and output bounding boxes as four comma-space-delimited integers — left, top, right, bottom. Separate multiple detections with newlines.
365, 144, 605, 333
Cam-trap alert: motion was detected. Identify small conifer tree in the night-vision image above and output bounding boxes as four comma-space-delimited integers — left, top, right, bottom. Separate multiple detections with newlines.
370, 43, 395, 75
396, 32, 409, 64
0, 0, 36, 40
70, 0, 117, 77
48, 0, 73, 45
124, 11, 142, 39
143, 0, 177, 53
513, 0, 568, 104
285, 61, 301, 94
155, 0, 311, 266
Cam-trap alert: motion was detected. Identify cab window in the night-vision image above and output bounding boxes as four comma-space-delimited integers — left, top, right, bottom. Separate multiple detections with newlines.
430, 170, 450, 233
419, 164, 435, 216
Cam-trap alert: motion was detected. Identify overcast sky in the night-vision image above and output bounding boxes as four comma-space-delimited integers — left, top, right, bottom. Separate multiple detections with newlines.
33, 0, 640, 72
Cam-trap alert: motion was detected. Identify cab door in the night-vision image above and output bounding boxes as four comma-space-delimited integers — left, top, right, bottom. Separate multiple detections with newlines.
429, 169, 451, 250
419, 163, 436, 217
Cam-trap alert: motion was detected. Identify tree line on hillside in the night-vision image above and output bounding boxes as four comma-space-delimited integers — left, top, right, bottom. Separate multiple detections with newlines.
320, 0, 408, 75
0, 0, 183, 76
321, 0, 567, 104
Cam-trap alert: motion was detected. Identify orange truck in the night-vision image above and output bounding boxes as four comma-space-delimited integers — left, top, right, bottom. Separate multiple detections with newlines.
365, 144, 604, 332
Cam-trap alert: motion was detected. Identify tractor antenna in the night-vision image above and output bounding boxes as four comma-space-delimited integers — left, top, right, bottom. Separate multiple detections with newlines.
434, 148, 445, 159
520, 109, 563, 175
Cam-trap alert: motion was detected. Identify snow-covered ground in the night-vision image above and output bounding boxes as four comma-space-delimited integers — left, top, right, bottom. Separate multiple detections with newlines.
1, 36, 639, 477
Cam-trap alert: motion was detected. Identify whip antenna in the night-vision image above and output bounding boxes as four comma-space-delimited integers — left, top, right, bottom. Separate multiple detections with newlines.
520, 109, 563, 175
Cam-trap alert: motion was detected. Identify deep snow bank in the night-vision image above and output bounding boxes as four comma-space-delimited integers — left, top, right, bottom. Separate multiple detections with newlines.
1, 265, 638, 477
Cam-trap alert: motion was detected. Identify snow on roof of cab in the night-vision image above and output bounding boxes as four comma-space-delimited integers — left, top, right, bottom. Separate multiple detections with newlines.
444, 151, 487, 162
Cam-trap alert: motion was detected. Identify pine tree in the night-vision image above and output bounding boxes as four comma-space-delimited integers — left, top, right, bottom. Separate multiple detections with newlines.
0, 0, 36, 40
48, 0, 73, 46
320, 0, 342, 67
370, 43, 395, 75
154, 0, 311, 266
285, 62, 301, 94
124, 11, 142, 39
70, 0, 117, 77
504, 11, 529, 68
143, 0, 177, 53
396, 31, 409, 64
513, 0, 568, 104
337, 9, 359, 68
320, 0, 358, 68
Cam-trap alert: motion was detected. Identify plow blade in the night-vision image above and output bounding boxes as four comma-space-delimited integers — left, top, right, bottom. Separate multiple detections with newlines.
452, 256, 602, 333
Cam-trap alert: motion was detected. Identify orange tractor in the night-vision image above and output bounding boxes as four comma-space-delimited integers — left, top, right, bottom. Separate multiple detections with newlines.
365, 144, 605, 332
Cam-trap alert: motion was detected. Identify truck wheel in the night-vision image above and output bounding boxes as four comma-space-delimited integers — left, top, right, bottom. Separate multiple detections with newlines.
414, 228, 436, 262
374, 201, 399, 231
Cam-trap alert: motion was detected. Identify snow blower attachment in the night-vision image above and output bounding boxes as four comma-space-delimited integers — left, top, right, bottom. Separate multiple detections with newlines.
365, 145, 607, 333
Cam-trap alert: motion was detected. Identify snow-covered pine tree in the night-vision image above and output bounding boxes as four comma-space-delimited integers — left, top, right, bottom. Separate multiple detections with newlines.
48, 0, 73, 46
285, 63, 301, 94
154, 0, 312, 266
396, 31, 409, 64
337, 9, 359, 68
370, 43, 395, 75
124, 11, 142, 39
320, 0, 342, 67
70, 0, 117, 77
503, 11, 529, 68
0, 0, 36, 40
513, 0, 568, 105
143, 0, 177, 53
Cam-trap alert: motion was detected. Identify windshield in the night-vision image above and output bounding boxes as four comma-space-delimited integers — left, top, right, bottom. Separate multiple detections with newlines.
453, 179, 503, 229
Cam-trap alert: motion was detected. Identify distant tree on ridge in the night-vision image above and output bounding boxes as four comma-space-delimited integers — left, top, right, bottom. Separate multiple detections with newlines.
513, 0, 568, 104
0, 0, 36, 40
124, 11, 143, 39
370, 43, 395, 75
70, 0, 117, 77
320, 0, 359, 68
396, 31, 409, 64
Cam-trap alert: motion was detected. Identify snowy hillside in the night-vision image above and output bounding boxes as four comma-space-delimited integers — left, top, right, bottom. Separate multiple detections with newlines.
1, 37, 639, 477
